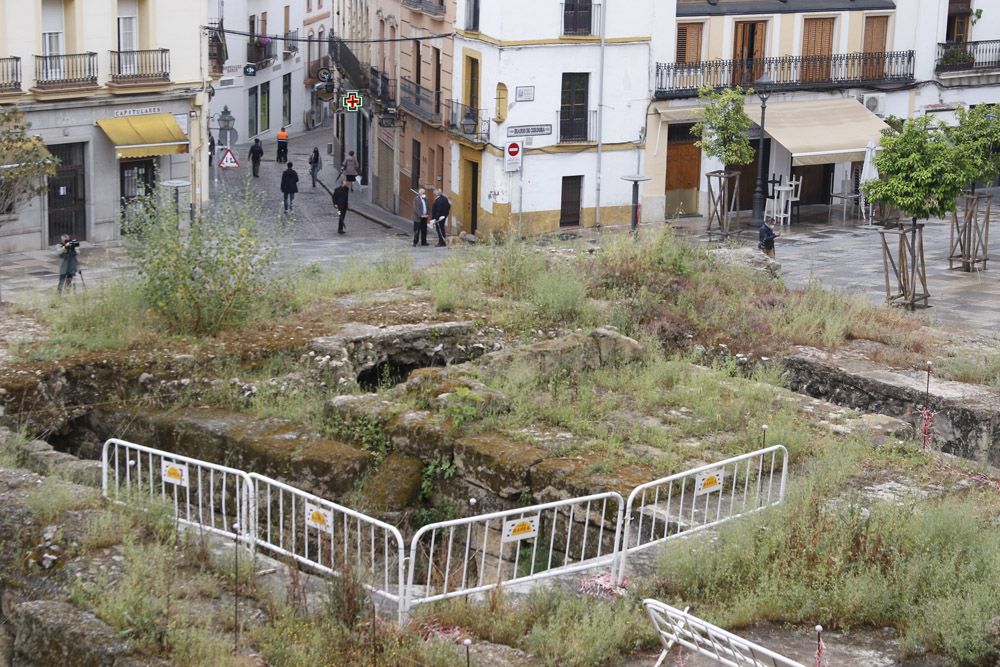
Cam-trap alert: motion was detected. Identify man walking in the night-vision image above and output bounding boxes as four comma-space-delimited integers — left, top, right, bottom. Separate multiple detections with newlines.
332, 179, 350, 234
412, 188, 430, 247
276, 126, 290, 162
431, 188, 451, 247
281, 162, 299, 214
248, 138, 264, 177
758, 217, 780, 258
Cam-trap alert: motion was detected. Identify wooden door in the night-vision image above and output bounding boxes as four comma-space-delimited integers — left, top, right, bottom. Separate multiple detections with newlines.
733, 21, 766, 87
560, 73, 590, 142
802, 18, 834, 83
791, 164, 833, 206
676, 23, 703, 65
560, 175, 583, 227
730, 139, 770, 211
862, 16, 888, 78
665, 128, 701, 216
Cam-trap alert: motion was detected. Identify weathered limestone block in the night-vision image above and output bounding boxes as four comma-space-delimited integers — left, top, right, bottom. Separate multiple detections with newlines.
453, 433, 546, 500
784, 346, 1000, 465
479, 327, 642, 377
11, 600, 131, 667
360, 452, 424, 512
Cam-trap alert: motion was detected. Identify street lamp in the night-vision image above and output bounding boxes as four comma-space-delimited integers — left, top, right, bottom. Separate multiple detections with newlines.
621, 174, 651, 238
751, 73, 773, 229
216, 105, 236, 148
461, 109, 478, 135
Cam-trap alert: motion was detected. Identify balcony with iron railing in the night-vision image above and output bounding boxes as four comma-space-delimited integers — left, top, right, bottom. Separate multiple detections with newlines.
247, 37, 277, 67
561, 1, 601, 37
936, 40, 1000, 73
370, 68, 396, 106
400, 77, 442, 124
402, 0, 446, 18
208, 21, 227, 77
556, 108, 597, 143
109, 49, 170, 85
283, 29, 299, 55
33, 52, 98, 91
331, 36, 369, 89
0, 57, 21, 93
654, 50, 915, 99
445, 99, 489, 143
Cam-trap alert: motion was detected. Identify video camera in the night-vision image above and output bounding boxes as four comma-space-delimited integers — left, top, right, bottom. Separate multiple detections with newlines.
64, 239, 80, 250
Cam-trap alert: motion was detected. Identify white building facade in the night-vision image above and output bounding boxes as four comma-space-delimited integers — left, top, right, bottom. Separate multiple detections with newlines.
0, 0, 211, 253
451, 0, 659, 235
208, 0, 307, 149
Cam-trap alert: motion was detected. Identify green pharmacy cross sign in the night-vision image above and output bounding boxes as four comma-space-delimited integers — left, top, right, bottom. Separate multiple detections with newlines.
341, 91, 365, 112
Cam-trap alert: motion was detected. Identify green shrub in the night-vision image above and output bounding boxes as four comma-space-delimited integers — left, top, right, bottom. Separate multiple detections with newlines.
477, 236, 546, 298
26, 478, 99, 523
124, 192, 281, 335
529, 268, 592, 324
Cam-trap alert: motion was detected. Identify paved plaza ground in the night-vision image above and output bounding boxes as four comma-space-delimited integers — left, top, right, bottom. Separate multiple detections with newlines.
1, 127, 998, 341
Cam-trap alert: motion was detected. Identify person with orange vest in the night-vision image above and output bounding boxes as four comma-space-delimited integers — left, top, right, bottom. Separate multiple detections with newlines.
276, 127, 289, 162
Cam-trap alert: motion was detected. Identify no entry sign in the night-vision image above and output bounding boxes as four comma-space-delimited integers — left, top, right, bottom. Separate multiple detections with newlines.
504, 141, 522, 172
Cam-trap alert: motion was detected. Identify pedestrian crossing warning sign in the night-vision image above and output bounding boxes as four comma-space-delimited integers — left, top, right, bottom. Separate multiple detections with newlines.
218, 148, 239, 169
694, 468, 724, 496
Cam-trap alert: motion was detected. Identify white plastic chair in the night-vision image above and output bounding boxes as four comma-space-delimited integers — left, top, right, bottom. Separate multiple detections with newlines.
787, 177, 802, 224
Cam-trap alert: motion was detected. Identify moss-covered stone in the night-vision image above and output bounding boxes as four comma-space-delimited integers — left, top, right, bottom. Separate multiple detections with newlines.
453, 433, 546, 499
359, 452, 424, 512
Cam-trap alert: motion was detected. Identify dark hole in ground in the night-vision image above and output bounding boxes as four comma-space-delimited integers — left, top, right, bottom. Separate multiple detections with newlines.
46, 412, 105, 460
356, 360, 427, 392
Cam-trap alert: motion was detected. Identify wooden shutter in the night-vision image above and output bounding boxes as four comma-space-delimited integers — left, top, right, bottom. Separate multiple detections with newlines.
863, 16, 888, 53
802, 18, 834, 82
676, 23, 703, 64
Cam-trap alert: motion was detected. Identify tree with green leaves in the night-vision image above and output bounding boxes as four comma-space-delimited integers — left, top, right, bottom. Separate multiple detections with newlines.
691, 85, 755, 168
0, 108, 57, 215
862, 115, 969, 225
949, 104, 1000, 190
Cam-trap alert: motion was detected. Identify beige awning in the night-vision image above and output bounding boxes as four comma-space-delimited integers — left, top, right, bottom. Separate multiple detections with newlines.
745, 98, 888, 166
657, 106, 703, 123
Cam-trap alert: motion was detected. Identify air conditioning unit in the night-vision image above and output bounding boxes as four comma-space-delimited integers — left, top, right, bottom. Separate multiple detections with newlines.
859, 93, 886, 117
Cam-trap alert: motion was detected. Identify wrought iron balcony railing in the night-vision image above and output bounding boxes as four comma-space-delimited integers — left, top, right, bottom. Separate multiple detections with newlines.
465, 0, 480, 31
936, 40, 1000, 73
370, 68, 396, 106
556, 108, 597, 143
34, 52, 98, 90
283, 29, 299, 54
655, 50, 915, 99
400, 76, 441, 124
331, 36, 369, 89
562, 1, 601, 37
110, 49, 170, 84
445, 100, 489, 143
0, 56, 21, 92
402, 0, 446, 17
247, 37, 277, 66
207, 21, 227, 76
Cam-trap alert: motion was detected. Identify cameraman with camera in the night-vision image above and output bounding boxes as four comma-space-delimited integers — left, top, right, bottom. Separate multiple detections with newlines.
57, 234, 80, 294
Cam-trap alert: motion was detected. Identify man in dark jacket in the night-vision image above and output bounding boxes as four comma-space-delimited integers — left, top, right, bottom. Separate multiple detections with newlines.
332, 180, 350, 234
248, 138, 264, 177
280, 162, 299, 213
430, 188, 451, 247
758, 218, 779, 258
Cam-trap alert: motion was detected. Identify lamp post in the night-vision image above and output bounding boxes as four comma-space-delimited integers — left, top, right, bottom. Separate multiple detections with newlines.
621, 174, 651, 238
216, 105, 236, 148
751, 74, 773, 229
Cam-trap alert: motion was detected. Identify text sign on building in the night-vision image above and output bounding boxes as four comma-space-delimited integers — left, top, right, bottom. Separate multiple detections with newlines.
244, 64, 257, 77
515, 86, 535, 102
504, 141, 523, 172
501, 515, 539, 542
113, 107, 162, 118
507, 124, 552, 138
694, 468, 725, 496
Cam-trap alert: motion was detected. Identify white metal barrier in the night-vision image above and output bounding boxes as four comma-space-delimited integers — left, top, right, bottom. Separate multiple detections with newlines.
403, 492, 624, 612
617, 445, 788, 582
248, 473, 407, 623
644, 599, 806, 667
101, 438, 252, 542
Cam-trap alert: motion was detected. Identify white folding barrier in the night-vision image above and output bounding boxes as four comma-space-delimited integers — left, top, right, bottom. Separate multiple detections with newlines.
248, 474, 407, 623
101, 438, 252, 543
403, 492, 624, 612
617, 445, 788, 582
644, 599, 806, 667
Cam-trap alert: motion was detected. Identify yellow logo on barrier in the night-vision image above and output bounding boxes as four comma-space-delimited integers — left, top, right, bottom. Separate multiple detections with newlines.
160, 461, 188, 488
502, 515, 539, 543
695, 469, 724, 496
305, 502, 334, 533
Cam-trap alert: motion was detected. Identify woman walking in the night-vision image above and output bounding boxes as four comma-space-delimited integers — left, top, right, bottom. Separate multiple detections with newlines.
309, 147, 322, 188
342, 150, 360, 190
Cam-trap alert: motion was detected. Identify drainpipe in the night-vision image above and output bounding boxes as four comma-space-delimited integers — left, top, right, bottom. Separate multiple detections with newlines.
595, 0, 607, 230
